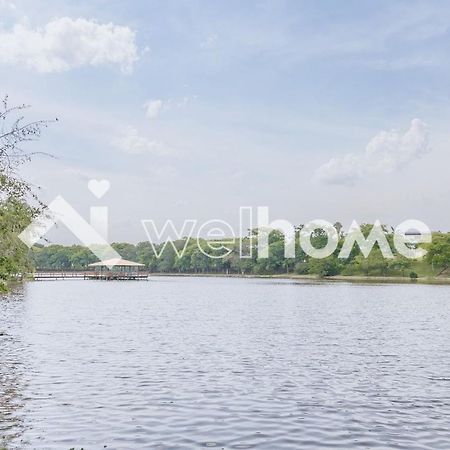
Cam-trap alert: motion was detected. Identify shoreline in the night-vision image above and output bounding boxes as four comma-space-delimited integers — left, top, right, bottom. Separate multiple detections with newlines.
148, 272, 450, 285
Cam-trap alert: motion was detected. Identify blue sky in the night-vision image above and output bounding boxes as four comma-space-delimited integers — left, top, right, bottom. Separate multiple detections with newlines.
1, 0, 450, 242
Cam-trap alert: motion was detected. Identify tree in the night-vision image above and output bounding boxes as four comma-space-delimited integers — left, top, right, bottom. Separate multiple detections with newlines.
334, 221, 343, 238
0, 184, 36, 285
157, 245, 177, 272
352, 249, 389, 276
190, 247, 210, 273
69, 245, 97, 269
388, 256, 412, 277
308, 256, 341, 277
112, 242, 137, 261
0, 97, 52, 290
426, 234, 450, 275
136, 241, 159, 270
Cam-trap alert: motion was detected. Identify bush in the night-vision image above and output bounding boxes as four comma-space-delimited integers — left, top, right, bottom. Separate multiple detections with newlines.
294, 261, 308, 275
308, 258, 341, 277
409, 271, 418, 280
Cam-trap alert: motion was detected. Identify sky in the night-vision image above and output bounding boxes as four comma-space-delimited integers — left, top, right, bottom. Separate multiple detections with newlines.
1, 0, 450, 243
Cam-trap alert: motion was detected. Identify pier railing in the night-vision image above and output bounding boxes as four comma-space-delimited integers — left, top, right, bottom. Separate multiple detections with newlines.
32, 270, 149, 280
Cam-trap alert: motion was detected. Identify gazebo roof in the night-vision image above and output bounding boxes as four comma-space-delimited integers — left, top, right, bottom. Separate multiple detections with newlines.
89, 258, 145, 267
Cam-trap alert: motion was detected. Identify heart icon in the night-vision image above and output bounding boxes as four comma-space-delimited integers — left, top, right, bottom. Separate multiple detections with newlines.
88, 179, 111, 199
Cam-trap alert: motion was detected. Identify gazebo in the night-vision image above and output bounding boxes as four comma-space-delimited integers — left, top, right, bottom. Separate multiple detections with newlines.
87, 258, 147, 280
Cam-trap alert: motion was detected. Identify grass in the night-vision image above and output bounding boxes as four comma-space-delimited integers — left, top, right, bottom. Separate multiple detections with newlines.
149, 271, 450, 285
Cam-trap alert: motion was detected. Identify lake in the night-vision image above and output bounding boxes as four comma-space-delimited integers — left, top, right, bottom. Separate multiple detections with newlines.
1, 277, 450, 449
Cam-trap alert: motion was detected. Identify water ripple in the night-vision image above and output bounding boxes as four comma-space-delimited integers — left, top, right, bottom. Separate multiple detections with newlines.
1, 278, 450, 449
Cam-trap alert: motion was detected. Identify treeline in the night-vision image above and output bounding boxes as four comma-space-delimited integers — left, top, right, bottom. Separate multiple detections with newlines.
30, 227, 450, 278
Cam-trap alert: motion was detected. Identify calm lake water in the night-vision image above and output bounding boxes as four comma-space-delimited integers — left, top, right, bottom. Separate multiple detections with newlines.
1, 277, 450, 449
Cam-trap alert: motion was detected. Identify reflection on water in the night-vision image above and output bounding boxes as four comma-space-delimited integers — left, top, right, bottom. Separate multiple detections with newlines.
1, 277, 450, 449
0, 287, 26, 449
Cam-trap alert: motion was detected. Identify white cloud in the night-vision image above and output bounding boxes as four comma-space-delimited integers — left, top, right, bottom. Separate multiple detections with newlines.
144, 99, 163, 119
0, 0, 15, 10
0, 17, 138, 73
201, 33, 218, 49
143, 96, 193, 119
113, 126, 167, 155
315, 119, 430, 186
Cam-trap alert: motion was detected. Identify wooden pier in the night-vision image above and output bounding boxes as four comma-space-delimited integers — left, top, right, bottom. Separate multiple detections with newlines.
33, 258, 149, 281
85, 271, 149, 280
32, 270, 149, 281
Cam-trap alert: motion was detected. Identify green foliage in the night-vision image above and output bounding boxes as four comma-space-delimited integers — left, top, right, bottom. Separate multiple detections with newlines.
388, 256, 412, 276
30, 244, 97, 270
0, 176, 40, 289
111, 242, 137, 261
349, 249, 389, 276
0, 97, 51, 290
28, 227, 440, 280
308, 256, 341, 277
425, 233, 450, 275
